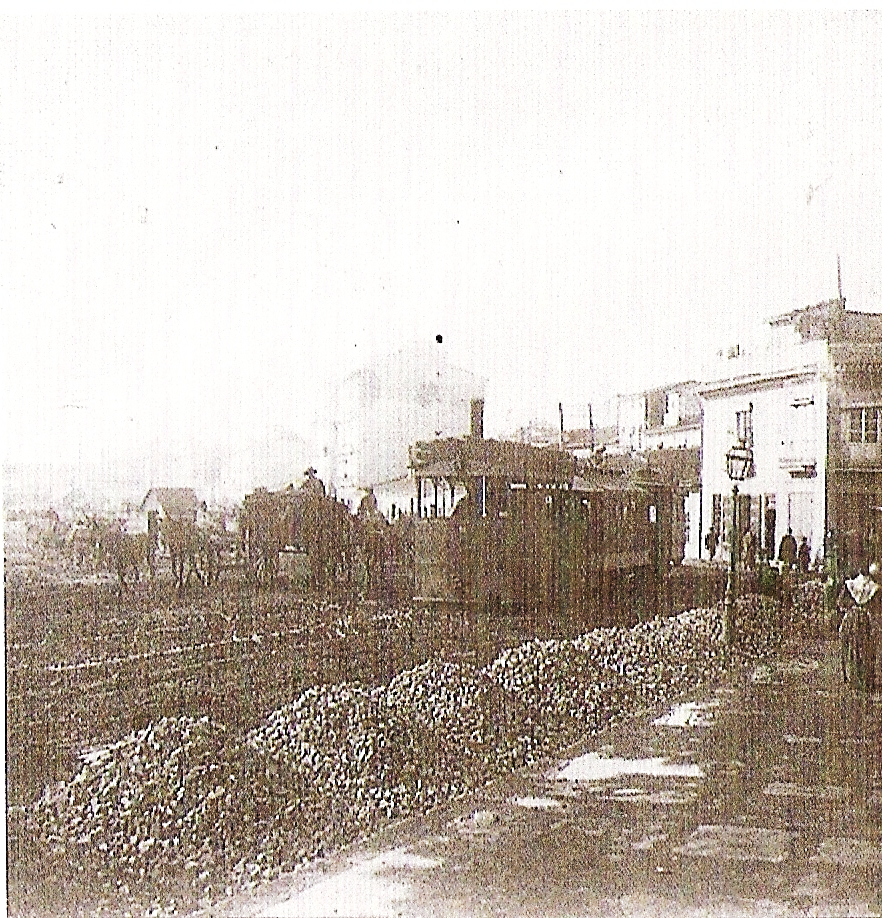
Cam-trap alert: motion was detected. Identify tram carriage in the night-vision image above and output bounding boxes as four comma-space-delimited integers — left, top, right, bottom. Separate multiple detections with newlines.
408, 436, 680, 629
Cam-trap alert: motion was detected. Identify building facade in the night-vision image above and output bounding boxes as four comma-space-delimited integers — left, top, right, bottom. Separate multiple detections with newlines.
331, 347, 485, 511
699, 298, 882, 571
617, 382, 702, 452
827, 334, 882, 572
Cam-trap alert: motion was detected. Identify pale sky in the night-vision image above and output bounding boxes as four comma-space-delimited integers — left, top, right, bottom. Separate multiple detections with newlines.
4, 14, 882, 493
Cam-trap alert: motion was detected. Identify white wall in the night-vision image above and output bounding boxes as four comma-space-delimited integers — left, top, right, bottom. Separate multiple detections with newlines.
700, 371, 827, 561
663, 391, 680, 429
617, 393, 645, 450
333, 347, 484, 504
643, 425, 701, 450
372, 477, 415, 521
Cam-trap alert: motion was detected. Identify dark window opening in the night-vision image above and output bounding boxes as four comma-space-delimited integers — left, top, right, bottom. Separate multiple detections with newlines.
868, 407, 880, 444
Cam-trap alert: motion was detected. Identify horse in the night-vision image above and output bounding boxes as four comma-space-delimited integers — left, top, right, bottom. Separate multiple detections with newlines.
239, 489, 290, 588
96, 521, 156, 592
192, 519, 236, 587
238, 482, 347, 591
161, 515, 204, 592
353, 494, 391, 600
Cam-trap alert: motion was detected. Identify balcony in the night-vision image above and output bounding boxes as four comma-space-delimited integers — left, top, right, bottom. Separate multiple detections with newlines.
779, 455, 817, 478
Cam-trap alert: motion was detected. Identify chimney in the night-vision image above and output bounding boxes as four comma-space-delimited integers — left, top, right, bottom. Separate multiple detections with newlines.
470, 398, 484, 439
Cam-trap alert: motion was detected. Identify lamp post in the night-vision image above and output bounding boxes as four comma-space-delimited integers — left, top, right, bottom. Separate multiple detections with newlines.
724, 445, 752, 647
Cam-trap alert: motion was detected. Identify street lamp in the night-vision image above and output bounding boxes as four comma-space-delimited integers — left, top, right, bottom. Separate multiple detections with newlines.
724, 444, 753, 646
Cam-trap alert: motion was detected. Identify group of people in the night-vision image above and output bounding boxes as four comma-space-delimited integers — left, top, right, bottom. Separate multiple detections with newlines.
839, 562, 882, 693
705, 526, 812, 570
731, 526, 812, 575
776, 527, 813, 574
710, 518, 878, 692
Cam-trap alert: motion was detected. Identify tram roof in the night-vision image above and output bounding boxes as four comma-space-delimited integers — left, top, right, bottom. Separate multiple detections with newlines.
409, 437, 577, 484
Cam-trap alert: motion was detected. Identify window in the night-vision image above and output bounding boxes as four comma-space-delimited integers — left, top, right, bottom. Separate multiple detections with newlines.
736, 403, 754, 447
849, 406, 882, 444
850, 409, 863, 442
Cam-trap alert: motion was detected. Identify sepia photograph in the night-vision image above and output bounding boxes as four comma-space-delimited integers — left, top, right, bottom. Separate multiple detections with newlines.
3, 13, 882, 917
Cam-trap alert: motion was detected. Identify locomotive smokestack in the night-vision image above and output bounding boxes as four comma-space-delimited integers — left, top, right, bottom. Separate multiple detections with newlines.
470, 398, 484, 440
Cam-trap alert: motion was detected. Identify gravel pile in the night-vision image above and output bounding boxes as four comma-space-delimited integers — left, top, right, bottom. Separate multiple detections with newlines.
485, 608, 729, 757
29, 599, 784, 914
730, 593, 784, 658
236, 661, 517, 880
33, 717, 236, 896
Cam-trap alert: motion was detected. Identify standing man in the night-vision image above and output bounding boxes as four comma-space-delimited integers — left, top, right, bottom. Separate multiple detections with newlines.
779, 527, 798, 570
741, 528, 757, 594
867, 562, 881, 693
704, 525, 719, 560
797, 537, 811, 577
742, 528, 757, 571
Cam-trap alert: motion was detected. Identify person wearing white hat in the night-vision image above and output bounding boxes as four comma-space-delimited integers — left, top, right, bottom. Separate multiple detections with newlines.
840, 566, 879, 691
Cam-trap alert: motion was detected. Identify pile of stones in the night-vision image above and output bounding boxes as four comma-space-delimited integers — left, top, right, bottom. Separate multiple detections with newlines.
29, 598, 784, 914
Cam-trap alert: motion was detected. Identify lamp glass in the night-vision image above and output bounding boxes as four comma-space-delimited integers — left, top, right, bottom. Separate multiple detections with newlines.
726, 447, 751, 482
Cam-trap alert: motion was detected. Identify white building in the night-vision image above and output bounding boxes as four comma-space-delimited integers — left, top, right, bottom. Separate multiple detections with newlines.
616, 382, 702, 452
614, 381, 702, 560
699, 298, 882, 568
330, 346, 485, 513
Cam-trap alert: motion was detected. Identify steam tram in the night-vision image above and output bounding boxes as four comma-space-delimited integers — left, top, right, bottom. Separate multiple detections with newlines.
407, 436, 682, 629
